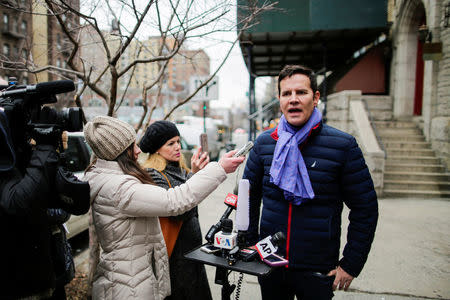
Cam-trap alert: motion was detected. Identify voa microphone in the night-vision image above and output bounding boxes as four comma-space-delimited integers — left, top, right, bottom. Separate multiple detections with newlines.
213, 218, 237, 250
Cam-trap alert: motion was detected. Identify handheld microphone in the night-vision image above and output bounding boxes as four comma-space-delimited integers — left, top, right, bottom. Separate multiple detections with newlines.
205, 193, 237, 244
235, 179, 250, 247
235, 179, 249, 231
0, 80, 75, 98
255, 231, 286, 259
213, 219, 237, 250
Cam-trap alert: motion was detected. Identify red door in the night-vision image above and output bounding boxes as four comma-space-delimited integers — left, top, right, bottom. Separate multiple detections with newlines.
413, 37, 424, 115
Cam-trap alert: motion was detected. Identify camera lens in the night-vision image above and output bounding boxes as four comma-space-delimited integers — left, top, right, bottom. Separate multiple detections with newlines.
58, 107, 82, 132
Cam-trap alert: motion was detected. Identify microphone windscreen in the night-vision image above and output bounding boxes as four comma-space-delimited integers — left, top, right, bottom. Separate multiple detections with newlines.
236, 179, 250, 231
36, 80, 75, 95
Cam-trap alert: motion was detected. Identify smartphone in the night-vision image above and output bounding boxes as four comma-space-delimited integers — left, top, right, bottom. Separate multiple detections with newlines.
233, 141, 254, 157
200, 244, 220, 254
200, 133, 208, 154
239, 247, 258, 262
262, 253, 289, 267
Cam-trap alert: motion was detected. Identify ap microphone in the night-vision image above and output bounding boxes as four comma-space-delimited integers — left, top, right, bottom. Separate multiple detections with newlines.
255, 231, 286, 259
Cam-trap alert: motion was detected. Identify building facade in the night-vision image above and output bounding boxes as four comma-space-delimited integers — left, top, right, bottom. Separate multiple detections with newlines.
389, 0, 449, 169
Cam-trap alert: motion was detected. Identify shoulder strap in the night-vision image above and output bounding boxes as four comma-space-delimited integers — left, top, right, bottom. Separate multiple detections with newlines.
157, 170, 172, 188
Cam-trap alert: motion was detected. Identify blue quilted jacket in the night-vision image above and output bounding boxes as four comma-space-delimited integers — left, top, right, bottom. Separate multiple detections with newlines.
243, 122, 378, 277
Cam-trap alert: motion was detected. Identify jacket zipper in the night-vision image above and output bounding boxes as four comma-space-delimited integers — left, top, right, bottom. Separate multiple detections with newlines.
285, 202, 292, 268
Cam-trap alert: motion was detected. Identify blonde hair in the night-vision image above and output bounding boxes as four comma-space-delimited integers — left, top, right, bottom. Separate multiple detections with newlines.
142, 152, 190, 173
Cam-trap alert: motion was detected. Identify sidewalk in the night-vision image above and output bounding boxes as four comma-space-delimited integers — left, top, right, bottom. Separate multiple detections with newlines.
197, 169, 450, 300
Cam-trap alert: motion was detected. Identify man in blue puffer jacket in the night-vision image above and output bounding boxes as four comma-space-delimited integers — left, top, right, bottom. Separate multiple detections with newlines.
243, 65, 378, 300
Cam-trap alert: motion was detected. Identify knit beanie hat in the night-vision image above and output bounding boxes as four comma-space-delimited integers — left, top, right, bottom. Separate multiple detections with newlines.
84, 116, 136, 160
139, 120, 180, 154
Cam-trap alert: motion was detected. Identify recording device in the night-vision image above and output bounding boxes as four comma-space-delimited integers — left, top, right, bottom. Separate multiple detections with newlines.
0, 78, 82, 150
233, 141, 254, 157
0, 78, 89, 216
199, 133, 208, 154
205, 193, 237, 244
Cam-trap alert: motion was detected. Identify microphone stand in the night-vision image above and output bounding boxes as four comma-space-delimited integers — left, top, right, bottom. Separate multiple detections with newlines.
215, 267, 235, 300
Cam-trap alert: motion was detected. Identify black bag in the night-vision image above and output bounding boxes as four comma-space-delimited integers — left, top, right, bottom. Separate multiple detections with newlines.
56, 166, 90, 215
50, 225, 75, 286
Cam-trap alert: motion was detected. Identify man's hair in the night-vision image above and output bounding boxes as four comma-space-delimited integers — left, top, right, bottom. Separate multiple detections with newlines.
278, 65, 318, 96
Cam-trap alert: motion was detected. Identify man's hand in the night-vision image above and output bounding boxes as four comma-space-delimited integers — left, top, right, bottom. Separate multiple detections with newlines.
327, 266, 354, 291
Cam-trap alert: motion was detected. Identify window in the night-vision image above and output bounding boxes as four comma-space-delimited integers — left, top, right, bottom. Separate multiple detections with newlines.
13, 17, 18, 33
56, 33, 61, 50
21, 21, 27, 34
22, 49, 27, 60
3, 43, 10, 57
56, 58, 61, 68
3, 14, 9, 31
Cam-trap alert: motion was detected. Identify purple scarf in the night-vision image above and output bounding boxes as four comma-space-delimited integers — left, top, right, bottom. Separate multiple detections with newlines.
270, 108, 322, 205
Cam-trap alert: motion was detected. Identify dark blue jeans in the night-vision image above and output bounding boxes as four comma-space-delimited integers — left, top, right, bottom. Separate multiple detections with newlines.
258, 268, 334, 300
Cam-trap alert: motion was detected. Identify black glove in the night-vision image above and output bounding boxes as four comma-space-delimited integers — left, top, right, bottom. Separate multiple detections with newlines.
30, 107, 61, 146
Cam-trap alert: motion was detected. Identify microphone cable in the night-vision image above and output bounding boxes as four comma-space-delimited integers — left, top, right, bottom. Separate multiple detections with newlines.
234, 272, 244, 300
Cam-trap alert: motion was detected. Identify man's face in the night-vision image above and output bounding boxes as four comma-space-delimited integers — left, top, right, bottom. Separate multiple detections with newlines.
278, 73, 320, 127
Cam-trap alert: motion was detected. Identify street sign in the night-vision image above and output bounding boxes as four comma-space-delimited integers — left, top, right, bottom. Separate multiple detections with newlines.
189, 75, 219, 102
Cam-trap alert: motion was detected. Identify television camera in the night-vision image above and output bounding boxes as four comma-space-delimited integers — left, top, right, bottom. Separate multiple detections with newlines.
0, 77, 82, 151
0, 77, 89, 216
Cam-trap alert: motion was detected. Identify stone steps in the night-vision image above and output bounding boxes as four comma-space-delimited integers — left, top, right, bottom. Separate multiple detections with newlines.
384, 171, 450, 182
377, 128, 423, 135
386, 148, 435, 157
377, 118, 450, 199
387, 156, 440, 165
383, 189, 450, 199
384, 180, 450, 191
381, 135, 425, 142
385, 163, 445, 173
382, 141, 431, 149
373, 120, 417, 128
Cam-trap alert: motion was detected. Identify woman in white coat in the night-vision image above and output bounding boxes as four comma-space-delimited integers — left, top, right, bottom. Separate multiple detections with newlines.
83, 116, 244, 300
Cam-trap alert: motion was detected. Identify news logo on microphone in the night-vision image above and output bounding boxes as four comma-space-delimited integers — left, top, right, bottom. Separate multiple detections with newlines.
214, 231, 237, 250
213, 218, 237, 250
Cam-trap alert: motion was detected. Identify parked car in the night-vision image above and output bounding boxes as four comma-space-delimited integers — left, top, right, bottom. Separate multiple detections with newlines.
64, 132, 91, 239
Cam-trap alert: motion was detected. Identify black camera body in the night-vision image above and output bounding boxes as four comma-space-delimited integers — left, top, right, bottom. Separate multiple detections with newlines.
0, 78, 81, 150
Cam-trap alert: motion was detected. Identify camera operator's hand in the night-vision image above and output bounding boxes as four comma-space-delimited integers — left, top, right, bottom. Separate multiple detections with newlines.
30, 107, 61, 146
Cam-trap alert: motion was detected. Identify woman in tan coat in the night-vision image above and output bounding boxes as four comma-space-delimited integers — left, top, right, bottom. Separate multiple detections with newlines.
83, 116, 244, 300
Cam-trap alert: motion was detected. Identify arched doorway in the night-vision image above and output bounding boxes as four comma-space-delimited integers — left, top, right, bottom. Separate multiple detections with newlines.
392, 0, 426, 117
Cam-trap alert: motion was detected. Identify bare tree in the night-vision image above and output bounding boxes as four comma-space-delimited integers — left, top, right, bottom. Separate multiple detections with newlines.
6, 0, 276, 130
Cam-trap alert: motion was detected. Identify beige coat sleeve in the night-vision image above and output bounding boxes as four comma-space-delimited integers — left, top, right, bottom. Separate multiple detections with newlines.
115, 162, 227, 217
